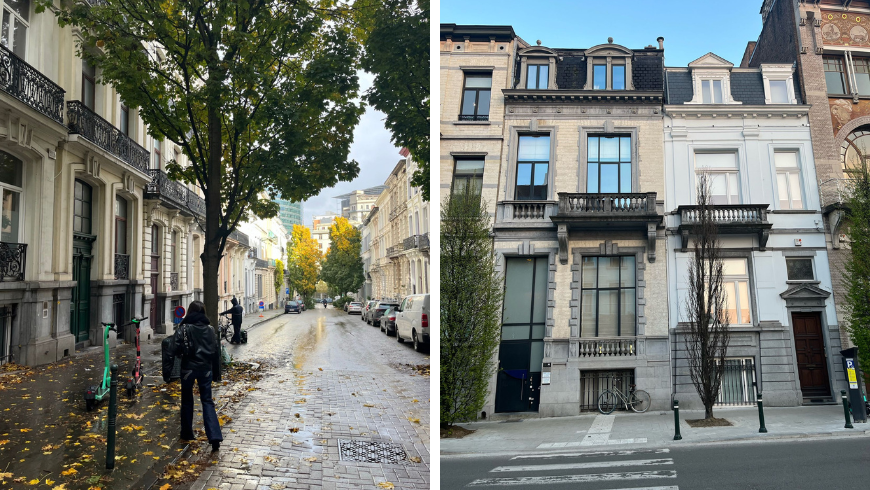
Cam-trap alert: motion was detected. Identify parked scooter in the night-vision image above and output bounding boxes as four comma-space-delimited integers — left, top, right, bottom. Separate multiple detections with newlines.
83, 318, 143, 410
124, 316, 148, 397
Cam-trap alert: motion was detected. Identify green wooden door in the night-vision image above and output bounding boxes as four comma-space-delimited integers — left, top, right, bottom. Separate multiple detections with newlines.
71, 180, 95, 343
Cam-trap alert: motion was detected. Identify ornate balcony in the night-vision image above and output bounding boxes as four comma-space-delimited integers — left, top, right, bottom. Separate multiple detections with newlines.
495, 200, 558, 228
229, 229, 249, 248
420, 232, 429, 251
169, 272, 179, 291
403, 235, 418, 250
389, 202, 408, 222
676, 204, 772, 252
0, 43, 65, 124
458, 114, 488, 122
114, 253, 129, 280
67, 101, 149, 173
0, 242, 26, 281
387, 243, 405, 258
571, 337, 637, 358
551, 192, 663, 264
254, 258, 268, 269
144, 169, 205, 218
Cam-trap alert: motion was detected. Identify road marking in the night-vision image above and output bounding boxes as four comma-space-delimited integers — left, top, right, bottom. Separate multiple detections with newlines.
512, 448, 669, 460
536, 414, 647, 448
467, 470, 677, 486
491, 458, 673, 473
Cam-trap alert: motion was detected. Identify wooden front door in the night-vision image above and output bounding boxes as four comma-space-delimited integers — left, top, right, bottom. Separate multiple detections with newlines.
793, 312, 830, 397
71, 180, 94, 343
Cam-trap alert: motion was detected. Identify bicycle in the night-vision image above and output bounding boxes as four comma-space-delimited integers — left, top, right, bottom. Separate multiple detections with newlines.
218, 314, 233, 343
597, 383, 651, 414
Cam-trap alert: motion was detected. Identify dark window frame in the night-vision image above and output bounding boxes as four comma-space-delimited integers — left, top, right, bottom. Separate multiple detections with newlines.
120, 104, 129, 136
73, 179, 92, 235
451, 158, 485, 196
114, 195, 127, 254
824, 56, 848, 95
785, 257, 815, 281
82, 60, 96, 111
580, 256, 637, 337
515, 135, 550, 201
459, 72, 492, 121
853, 57, 870, 96
586, 134, 632, 194
152, 138, 161, 169
526, 63, 549, 89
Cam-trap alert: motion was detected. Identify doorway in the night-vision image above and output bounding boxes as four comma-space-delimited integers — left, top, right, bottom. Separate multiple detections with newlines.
70, 180, 94, 343
792, 312, 831, 398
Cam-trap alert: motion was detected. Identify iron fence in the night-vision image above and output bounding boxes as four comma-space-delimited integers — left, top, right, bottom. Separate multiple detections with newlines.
169, 272, 179, 291
0, 43, 65, 124
717, 359, 757, 406
114, 253, 129, 280
67, 101, 150, 173
579, 370, 635, 412
0, 242, 26, 281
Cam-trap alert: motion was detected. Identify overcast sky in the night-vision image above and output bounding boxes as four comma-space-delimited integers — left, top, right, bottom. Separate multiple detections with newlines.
300, 71, 401, 226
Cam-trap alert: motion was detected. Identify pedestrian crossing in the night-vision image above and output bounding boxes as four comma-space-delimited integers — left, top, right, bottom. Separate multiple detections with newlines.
466, 448, 678, 488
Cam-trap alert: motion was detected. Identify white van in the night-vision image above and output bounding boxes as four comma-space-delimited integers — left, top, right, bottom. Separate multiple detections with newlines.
395, 294, 429, 352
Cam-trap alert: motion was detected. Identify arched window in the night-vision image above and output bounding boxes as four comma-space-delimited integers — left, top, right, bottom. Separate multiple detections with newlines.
841, 127, 870, 174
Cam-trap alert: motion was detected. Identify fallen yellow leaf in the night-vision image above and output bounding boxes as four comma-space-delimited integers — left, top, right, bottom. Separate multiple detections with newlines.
376, 483, 395, 489
27, 479, 39, 485
159, 484, 172, 490
60, 468, 77, 476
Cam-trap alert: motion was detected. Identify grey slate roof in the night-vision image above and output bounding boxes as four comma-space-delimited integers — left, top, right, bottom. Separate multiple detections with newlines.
664, 69, 804, 105
729, 72, 766, 105
664, 71, 693, 104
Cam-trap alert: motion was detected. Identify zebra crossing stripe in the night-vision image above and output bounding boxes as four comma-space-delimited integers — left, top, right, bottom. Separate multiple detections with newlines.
511, 448, 670, 460
467, 470, 678, 486
491, 458, 673, 473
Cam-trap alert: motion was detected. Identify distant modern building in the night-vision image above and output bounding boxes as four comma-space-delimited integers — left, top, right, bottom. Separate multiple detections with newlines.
335, 186, 387, 225
276, 199, 303, 232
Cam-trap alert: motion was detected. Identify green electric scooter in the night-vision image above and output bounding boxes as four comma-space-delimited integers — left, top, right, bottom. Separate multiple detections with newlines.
83, 318, 143, 411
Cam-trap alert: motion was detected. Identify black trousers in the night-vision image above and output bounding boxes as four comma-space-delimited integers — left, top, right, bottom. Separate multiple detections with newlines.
232, 323, 241, 343
180, 369, 223, 443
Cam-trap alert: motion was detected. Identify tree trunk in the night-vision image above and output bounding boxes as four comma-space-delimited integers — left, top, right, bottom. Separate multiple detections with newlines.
203, 85, 224, 376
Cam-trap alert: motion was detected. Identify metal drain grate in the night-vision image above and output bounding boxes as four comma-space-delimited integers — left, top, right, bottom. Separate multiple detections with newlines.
338, 439, 407, 464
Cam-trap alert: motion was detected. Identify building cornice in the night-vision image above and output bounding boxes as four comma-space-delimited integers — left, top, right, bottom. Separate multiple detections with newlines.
663, 104, 809, 119
503, 89, 663, 104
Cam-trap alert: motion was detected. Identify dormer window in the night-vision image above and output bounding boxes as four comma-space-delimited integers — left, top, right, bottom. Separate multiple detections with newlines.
612, 65, 626, 90
760, 64, 797, 104
769, 80, 788, 103
685, 53, 742, 105
526, 64, 549, 89
593, 64, 606, 89
583, 41, 635, 91
701, 79, 723, 103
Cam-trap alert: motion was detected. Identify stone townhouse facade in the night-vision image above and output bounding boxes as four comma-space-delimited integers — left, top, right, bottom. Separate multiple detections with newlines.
745, 0, 870, 394
441, 24, 671, 416
664, 55, 844, 408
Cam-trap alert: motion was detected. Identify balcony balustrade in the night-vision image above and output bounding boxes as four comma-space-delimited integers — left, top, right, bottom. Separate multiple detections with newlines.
144, 169, 206, 218
420, 233, 429, 251
0, 43, 65, 124
0, 242, 26, 281
495, 200, 559, 227
67, 101, 149, 173
169, 272, 179, 291
254, 258, 269, 269
229, 229, 250, 248
114, 253, 129, 280
676, 203, 772, 251
387, 243, 405, 258
572, 337, 637, 358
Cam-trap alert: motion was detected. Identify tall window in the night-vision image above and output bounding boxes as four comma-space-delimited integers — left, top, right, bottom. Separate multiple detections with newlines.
592, 64, 606, 90
1, 0, 29, 58
515, 136, 550, 200
0, 152, 22, 243
452, 159, 484, 196
841, 127, 870, 173
82, 60, 96, 111
769, 80, 789, 103
152, 138, 161, 169
120, 105, 129, 136
701, 79, 723, 103
786, 257, 814, 281
695, 152, 739, 204
115, 196, 127, 254
502, 257, 547, 371
854, 58, 870, 96
612, 65, 626, 90
824, 57, 847, 95
774, 152, 803, 210
171, 230, 178, 272
722, 258, 751, 325
580, 256, 636, 337
587, 135, 631, 193
460, 73, 491, 121
73, 180, 92, 235
526, 64, 548, 89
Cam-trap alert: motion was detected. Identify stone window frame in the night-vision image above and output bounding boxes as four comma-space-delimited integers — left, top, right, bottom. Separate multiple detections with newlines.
517, 46, 558, 90
760, 64, 798, 104
494, 248, 557, 339
582, 43, 635, 91
687, 144, 747, 204
766, 144, 810, 211
570, 243, 646, 338
458, 68, 494, 121
674, 250, 759, 328
686, 69, 742, 105
504, 124, 557, 201
577, 125, 640, 193
449, 152, 487, 196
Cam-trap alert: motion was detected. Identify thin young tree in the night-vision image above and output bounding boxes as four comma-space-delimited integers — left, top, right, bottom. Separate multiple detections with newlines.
685, 172, 731, 420
441, 186, 504, 428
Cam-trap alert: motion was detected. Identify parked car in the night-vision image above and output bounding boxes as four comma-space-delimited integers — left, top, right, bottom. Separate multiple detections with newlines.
347, 302, 362, 315
381, 307, 398, 336
362, 300, 378, 322
285, 301, 301, 314
371, 301, 400, 327
395, 294, 429, 352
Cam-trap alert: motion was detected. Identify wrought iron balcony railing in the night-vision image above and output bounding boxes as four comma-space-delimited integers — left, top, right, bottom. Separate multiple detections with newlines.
458, 114, 489, 121
0, 242, 26, 281
229, 229, 250, 248
254, 258, 268, 269
114, 253, 129, 280
403, 235, 418, 250
144, 169, 206, 218
67, 101, 150, 173
169, 272, 179, 291
676, 203, 772, 251
188, 193, 206, 217
0, 43, 65, 124
420, 232, 429, 251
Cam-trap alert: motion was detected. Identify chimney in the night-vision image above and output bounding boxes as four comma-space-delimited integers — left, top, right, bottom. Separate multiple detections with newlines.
657, 37, 664, 50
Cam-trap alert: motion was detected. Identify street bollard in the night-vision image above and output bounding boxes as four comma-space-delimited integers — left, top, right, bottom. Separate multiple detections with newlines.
842, 390, 854, 429
106, 364, 119, 469
757, 392, 767, 433
673, 399, 682, 440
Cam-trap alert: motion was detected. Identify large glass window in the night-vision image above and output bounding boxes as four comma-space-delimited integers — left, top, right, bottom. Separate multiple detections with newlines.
73, 179, 92, 235
115, 196, 127, 254
854, 58, 870, 96
587, 135, 631, 193
774, 152, 803, 210
0, 152, 22, 243
460, 73, 492, 121
82, 60, 95, 111
452, 159, 484, 196
526, 64, 549, 89
695, 152, 740, 204
701, 79, 723, 103
769, 80, 789, 103
612, 65, 626, 90
580, 256, 636, 337
824, 57, 847, 95
502, 257, 547, 372
722, 258, 751, 325
515, 136, 550, 200
0, 0, 29, 59
593, 64, 606, 90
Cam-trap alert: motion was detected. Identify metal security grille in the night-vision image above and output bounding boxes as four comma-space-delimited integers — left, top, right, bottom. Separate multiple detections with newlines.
717, 358, 757, 406
338, 439, 408, 464
579, 370, 634, 412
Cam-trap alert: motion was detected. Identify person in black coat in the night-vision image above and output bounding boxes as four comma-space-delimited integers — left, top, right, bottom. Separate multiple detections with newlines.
175, 300, 223, 451
220, 297, 244, 344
